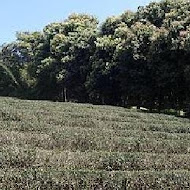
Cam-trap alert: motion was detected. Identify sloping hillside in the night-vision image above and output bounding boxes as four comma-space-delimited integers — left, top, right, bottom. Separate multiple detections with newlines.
0, 97, 190, 189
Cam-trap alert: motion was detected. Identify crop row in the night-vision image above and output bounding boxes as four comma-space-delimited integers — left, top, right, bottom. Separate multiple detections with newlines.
1, 99, 189, 124
2, 121, 190, 142
0, 168, 190, 189
1, 114, 190, 135
2, 146, 190, 171
0, 131, 190, 153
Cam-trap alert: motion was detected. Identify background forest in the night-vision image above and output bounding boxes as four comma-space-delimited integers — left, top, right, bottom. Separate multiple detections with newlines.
1, 0, 190, 113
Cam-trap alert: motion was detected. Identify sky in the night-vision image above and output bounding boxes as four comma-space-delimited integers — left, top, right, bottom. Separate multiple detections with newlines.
0, 0, 155, 44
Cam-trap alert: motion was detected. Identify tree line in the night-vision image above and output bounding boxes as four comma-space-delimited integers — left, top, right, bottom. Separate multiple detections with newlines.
1, 0, 190, 113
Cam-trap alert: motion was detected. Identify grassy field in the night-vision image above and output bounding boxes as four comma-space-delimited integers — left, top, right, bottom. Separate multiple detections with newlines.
0, 97, 190, 189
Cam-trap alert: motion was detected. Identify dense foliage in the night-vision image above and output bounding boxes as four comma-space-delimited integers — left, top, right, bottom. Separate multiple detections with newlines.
0, 97, 190, 189
1, 0, 190, 113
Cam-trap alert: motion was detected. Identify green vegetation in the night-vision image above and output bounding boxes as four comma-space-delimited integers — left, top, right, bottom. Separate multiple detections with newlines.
1, 0, 190, 188
1, 0, 190, 115
0, 97, 190, 189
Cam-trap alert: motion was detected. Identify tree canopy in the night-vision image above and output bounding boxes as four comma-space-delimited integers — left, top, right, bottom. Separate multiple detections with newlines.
1, 0, 190, 114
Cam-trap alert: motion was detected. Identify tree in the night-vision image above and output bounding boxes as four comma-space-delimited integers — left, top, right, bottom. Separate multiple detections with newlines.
86, 35, 121, 105
48, 13, 99, 102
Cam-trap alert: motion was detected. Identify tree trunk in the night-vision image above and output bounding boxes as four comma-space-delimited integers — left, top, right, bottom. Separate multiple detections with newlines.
64, 87, 67, 102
